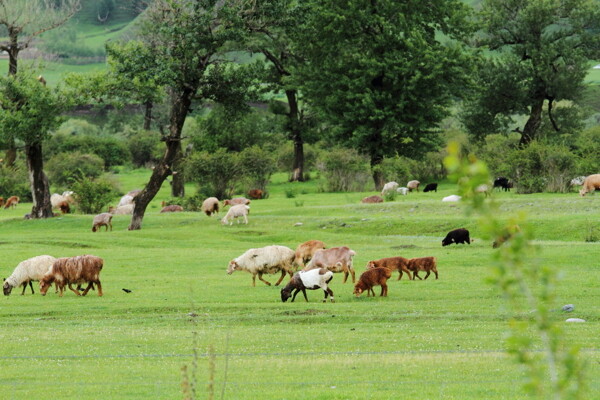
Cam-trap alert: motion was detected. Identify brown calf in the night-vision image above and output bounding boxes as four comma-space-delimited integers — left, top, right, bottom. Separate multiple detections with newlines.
366, 257, 412, 280
354, 267, 392, 297
407, 257, 438, 280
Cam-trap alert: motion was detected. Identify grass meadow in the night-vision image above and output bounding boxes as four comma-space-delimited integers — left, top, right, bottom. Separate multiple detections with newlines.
0, 171, 599, 399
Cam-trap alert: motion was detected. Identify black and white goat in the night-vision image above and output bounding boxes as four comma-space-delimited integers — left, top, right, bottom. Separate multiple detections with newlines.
280, 268, 334, 303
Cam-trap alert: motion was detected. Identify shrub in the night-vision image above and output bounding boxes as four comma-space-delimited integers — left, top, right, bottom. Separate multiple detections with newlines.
239, 145, 277, 191
284, 188, 296, 198
0, 163, 31, 201
275, 142, 322, 175
185, 148, 242, 199
373, 156, 411, 186
574, 126, 600, 175
316, 147, 371, 192
46, 132, 131, 168
476, 133, 521, 179
46, 152, 104, 188
72, 175, 119, 214
126, 129, 162, 167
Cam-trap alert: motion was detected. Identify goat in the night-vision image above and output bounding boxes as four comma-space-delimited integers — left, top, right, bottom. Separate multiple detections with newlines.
280, 268, 334, 303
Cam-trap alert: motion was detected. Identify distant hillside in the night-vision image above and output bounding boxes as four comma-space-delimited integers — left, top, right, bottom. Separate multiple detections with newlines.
73, 0, 145, 26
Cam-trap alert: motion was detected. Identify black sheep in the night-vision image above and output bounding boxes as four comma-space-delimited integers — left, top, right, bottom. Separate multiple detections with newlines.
442, 228, 471, 246
423, 183, 438, 192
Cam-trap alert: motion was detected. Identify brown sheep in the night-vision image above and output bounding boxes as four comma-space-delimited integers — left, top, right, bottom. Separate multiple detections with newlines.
353, 267, 392, 297
492, 224, 521, 248
407, 257, 438, 280
579, 174, 600, 196
247, 189, 264, 200
160, 205, 184, 213
39, 255, 104, 297
4, 196, 19, 209
361, 195, 384, 204
293, 240, 327, 269
58, 201, 71, 214
366, 257, 412, 280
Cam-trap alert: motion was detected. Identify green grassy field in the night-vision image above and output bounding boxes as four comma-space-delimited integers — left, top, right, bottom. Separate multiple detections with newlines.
0, 171, 598, 399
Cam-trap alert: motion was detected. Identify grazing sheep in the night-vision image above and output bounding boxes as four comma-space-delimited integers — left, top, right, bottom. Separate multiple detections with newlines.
396, 187, 409, 196
366, 256, 412, 280
303, 246, 356, 283
381, 181, 399, 196
57, 201, 71, 214
492, 225, 522, 248
221, 204, 250, 225
92, 213, 113, 232
227, 245, 295, 286
493, 177, 511, 191
579, 174, 600, 196
353, 267, 392, 297
51, 191, 75, 209
280, 268, 334, 303
160, 205, 184, 213
201, 197, 220, 217
476, 184, 491, 197
4, 196, 19, 209
442, 195, 461, 202
361, 195, 384, 204
442, 228, 471, 246
223, 197, 251, 207
247, 189, 264, 200
407, 257, 438, 280
3, 255, 57, 296
407, 180, 420, 192
127, 189, 142, 198
118, 195, 135, 207
294, 240, 327, 268
423, 183, 438, 192
40, 255, 104, 297
109, 204, 134, 215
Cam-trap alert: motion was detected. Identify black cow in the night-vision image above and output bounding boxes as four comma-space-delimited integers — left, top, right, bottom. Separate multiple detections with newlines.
423, 183, 438, 192
493, 177, 511, 191
442, 228, 471, 246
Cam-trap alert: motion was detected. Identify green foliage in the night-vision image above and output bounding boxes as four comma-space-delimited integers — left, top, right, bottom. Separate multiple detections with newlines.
317, 147, 371, 192
239, 145, 277, 191
284, 188, 296, 198
46, 131, 131, 168
476, 133, 521, 179
39, 25, 105, 60
573, 126, 600, 174
0, 163, 31, 201
46, 152, 104, 188
125, 129, 162, 167
186, 148, 242, 199
71, 175, 119, 214
373, 156, 411, 186
275, 141, 322, 173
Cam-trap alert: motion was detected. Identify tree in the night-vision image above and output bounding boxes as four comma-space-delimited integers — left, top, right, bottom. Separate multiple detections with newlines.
123, 0, 252, 230
241, 0, 311, 181
0, 70, 70, 218
295, 0, 474, 189
0, 0, 80, 166
466, 0, 600, 146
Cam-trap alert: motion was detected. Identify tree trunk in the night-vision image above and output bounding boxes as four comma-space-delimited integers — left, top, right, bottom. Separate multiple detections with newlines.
129, 89, 193, 230
143, 100, 153, 130
25, 143, 53, 219
519, 98, 544, 146
170, 141, 185, 197
286, 90, 305, 182
371, 154, 385, 191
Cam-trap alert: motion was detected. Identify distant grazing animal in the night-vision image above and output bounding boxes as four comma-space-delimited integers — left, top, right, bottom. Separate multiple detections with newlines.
40, 255, 104, 297
223, 197, 250, 207
117, 194, 135, 207
492, 225, 521, 248
51, 191, 74, 210
201, 197, 220, 216
407, 257, 438, 280
3, 255, 57, 296
247, 189, 264, 200
493, 177, 511, 192
109, 204, 134, 215
579, 174, 600, 196
92, 213, 113, 232
354, 267, 392, 297
221, 204, 250, 225
381, 181, 399, 196
423, 183, 438, 192
476, 184, 491, 197
442, 228, 471, 246
294, 240, 327, 269
227, 245, 295, 286
366, 256, 412, 280
303, 246, 356, 283
0, 197, 4, 208
396, 187, 409, 196
160, 205, 184, 213
407, 180, 420, 192
361, 195, 383, 204
37, 75, 47, 86
4, 196, 19, 209
58, 201, 70, 214
442, 195, 461, 202
127, 189, 142, 198
280, 268, 334, 303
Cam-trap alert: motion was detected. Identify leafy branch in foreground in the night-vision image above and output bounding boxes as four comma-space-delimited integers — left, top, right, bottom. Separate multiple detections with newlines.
443, 142, 586, 399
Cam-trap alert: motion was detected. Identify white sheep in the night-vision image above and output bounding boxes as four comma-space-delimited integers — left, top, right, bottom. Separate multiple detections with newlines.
109, 204, 134, 215
202, 197, 220, 216
3, 255, 57, 296
407, 180, 420, 192
396, 187, 409, 195
442, 195, 461, 202
381, 181, 399, 196
118, 194, 135, 207
221, 204, 250, 225
227, 245, 295, 286
50, 191, 75, 209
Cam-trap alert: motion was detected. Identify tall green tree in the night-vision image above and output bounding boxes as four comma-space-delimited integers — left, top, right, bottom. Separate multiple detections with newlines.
296, 0, 473, 189
123, 0, 252, 230
465, 0, 600, 146
0, 70, 70, 218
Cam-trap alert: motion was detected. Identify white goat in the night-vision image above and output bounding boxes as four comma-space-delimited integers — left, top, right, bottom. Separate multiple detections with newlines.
227, 245, 295, 286
3, 255, 57, 295
221, 204, 250, 225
